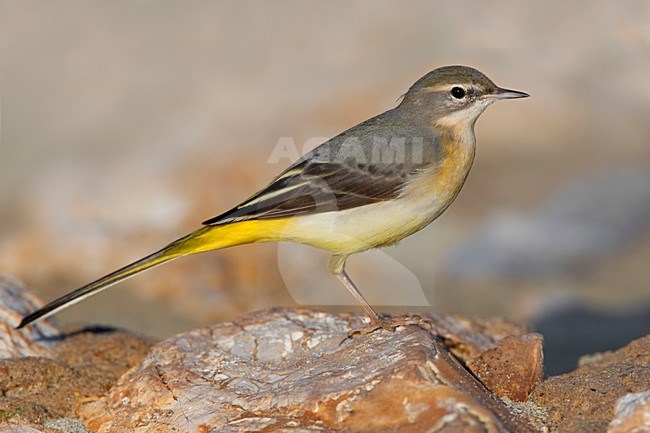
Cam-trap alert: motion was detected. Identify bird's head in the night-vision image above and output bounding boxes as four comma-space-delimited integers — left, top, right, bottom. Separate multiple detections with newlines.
401, 65, 528, 129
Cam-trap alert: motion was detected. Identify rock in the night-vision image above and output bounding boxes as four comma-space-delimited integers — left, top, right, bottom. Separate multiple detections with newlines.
6, 275, 649, 432
0, 418, 90, 433
3, 274, 544, 432
0, 397, 53, 428
424, 313, 532, 360
608, 391, 650, 433
0, 329, 153, 426
446, 170, 650, 279
0, 421, 48, 433
0, 276, 154, 429
80, 309, 539, 432
0, 357, 84, 417
467, 334, 544, 402
530, 335, 650, 433
0, 276, 59, 358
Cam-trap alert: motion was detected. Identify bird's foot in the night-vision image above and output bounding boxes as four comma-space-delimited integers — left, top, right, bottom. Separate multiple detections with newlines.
341, 314, 436, 344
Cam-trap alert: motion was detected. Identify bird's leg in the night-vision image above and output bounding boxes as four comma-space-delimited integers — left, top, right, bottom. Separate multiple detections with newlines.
328, 254, 437, 341
328, 254, 395, 335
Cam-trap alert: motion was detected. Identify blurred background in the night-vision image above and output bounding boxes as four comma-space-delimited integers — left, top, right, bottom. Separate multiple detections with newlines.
1, 1, 648, 374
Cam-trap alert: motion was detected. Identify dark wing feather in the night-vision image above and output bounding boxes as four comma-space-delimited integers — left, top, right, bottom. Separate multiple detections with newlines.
203, 158, 407, 225
203, 108, 440, 226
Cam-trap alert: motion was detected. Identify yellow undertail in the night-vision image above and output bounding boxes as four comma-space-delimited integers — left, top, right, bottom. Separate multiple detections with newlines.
17, 219, 290, 328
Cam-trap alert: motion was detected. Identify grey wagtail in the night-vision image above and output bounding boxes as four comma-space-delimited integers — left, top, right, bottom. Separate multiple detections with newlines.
17, 65, 528, 331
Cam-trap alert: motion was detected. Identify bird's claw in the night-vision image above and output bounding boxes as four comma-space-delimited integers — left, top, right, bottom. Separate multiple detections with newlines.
340, 314, 436, 345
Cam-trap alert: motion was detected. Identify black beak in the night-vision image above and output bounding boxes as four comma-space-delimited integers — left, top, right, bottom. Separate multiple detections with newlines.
489, 86, 530, 100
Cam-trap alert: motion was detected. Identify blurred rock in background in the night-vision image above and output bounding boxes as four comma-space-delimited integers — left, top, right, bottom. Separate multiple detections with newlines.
0, 1, 648, 373
531, 302, 650, 375
446, 170, 650, 280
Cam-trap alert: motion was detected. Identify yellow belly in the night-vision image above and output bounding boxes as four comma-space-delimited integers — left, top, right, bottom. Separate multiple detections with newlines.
278, 199, 433, 254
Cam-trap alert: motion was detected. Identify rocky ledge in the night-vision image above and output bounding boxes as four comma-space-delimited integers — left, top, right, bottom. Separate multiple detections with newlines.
0, 276, 647, 433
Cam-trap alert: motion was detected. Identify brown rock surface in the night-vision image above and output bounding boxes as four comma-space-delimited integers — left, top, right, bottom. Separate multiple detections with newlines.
0, 330, 152, 429
80, 309, 539, 432
0, 421, 49, 433
3, 277, 649, 432
0, 279, 153, 429
0, 417, 89, 433
467, 333, 544, 402
530, 335, 650, 433
0, 276, 59, 358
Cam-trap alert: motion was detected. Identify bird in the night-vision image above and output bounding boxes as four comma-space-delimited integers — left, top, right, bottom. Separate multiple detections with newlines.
17, 65, 528, 331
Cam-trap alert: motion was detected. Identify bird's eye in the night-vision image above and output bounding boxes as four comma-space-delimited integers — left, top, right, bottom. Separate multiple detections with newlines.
451, 86, 466, 99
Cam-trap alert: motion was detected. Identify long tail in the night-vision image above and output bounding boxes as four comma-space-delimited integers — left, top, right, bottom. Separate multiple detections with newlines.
17, 219, 286, 329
